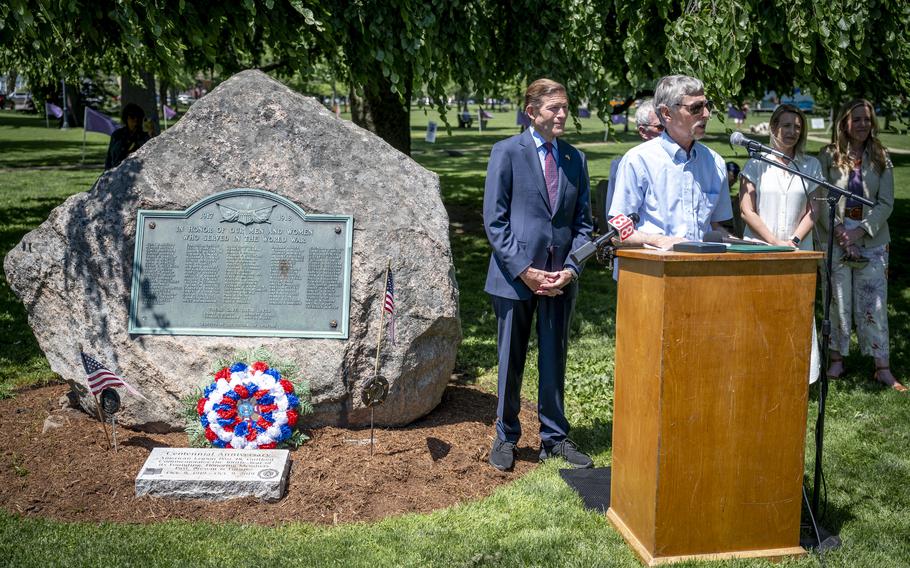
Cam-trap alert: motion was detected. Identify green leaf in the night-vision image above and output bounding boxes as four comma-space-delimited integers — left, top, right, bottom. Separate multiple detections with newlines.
288, 0, 307, 16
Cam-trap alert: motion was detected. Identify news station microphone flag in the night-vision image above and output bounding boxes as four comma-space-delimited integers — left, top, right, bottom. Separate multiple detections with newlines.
569, 212, 639, 266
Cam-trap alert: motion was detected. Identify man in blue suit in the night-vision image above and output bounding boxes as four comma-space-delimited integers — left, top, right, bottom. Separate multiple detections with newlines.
483, 78, 594, 471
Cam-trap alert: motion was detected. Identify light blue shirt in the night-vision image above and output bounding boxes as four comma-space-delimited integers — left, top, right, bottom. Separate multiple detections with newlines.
608, 131, 733, 240
530, 127, 560, 173
605, 155, 622, 221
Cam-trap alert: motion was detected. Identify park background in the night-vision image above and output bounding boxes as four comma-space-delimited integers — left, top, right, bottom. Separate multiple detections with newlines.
2, 0, 910, 565
1, 103, 909, 566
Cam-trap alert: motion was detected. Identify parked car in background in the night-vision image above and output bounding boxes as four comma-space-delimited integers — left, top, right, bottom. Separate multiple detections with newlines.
755, 89, 815, 113
177, 93, 196, 105
5, 91, 35, 111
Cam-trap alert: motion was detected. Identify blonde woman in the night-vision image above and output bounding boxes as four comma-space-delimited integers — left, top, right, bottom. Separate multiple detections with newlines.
739, 103, 821, 383
818, 99, 905, 392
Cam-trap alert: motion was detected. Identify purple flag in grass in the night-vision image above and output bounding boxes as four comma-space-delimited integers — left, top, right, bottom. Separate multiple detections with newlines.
516, 109, 531, 127
163, 105, 177, 120
84, 107, 118, 136
46, 102, 63, 119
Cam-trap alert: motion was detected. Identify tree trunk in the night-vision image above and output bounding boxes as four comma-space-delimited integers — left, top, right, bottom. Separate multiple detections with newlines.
121, 71, 160, 135
63, 81, 82, 127
349, 70, 412, 155
159, 81, 169, 108
169, 86, 179, 109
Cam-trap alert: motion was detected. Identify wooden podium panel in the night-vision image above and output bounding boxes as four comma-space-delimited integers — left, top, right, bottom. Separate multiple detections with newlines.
608, 249, 822, 565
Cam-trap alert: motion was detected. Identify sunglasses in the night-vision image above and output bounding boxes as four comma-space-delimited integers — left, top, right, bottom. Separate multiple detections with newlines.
674, 100, 714, 115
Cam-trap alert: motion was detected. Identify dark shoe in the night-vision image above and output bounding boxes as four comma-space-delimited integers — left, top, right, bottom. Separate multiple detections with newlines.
489, 438, 516, 471
539, 439, 593, 469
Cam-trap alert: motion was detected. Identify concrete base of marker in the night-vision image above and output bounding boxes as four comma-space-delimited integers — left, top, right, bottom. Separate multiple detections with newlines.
136, 447, 291, 502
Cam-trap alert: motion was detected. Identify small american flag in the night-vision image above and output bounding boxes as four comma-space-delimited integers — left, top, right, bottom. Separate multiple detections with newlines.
81, 351, 146, 399
384, 270, 396, 345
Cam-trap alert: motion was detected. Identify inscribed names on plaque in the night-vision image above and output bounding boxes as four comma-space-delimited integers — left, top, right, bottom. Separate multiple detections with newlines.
128, 188, 353, 338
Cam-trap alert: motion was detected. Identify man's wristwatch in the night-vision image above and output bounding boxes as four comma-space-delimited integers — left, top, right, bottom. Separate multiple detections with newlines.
566, 267, 578, 282
789, 235, 801, 246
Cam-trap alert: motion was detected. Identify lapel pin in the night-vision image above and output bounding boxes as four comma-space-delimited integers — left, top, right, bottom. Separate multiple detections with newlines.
564, 154, 570, 161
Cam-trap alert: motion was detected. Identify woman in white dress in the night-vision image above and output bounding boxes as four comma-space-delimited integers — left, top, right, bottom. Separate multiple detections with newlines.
739, 103, 821, 383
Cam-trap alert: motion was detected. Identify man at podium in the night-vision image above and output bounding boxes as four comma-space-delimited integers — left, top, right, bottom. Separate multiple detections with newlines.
609, 74, 732, 248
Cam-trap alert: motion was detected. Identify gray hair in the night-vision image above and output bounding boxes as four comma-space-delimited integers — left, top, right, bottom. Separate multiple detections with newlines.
653, 75, 704, 124
634, 99, 656, 126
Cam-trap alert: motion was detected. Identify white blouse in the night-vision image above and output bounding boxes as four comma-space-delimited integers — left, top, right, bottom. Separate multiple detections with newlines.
742, 154, 821, 249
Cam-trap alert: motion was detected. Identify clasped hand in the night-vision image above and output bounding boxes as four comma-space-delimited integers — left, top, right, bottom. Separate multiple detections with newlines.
520, 267, 572, 296
834, 224, 865, 259
834, 224, 865, 250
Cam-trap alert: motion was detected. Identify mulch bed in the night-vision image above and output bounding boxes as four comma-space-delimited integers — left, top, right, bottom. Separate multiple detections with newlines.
0, 381, 540, 525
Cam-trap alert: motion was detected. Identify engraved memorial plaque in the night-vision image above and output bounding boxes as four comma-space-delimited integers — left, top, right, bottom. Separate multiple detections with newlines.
128, 188, 352, 338
134, 447, 291, 501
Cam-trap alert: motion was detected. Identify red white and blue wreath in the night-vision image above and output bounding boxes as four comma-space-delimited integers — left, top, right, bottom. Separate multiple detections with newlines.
196, 361, 301, 449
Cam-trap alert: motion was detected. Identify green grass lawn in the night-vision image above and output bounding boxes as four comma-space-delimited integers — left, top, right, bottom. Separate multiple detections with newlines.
1, 108, 909, 567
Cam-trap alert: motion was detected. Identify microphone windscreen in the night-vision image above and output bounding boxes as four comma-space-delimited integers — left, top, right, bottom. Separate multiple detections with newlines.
730, 131, 745, 146
703, 230, 725, 243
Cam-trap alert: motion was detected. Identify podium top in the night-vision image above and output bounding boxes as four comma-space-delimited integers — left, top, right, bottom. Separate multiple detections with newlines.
616, 248, 824, 262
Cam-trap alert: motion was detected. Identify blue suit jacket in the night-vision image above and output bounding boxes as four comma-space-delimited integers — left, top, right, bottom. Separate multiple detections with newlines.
483, 129, 593, 300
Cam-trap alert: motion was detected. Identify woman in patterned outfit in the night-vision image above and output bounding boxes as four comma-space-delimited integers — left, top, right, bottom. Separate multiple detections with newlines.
818, 99, 906, 392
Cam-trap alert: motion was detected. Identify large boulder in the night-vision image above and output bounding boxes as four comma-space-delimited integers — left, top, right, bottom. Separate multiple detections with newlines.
4, 70, 461, 431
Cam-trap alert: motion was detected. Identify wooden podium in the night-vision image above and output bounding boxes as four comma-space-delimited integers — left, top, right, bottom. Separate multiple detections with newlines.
607, 249, 823, 565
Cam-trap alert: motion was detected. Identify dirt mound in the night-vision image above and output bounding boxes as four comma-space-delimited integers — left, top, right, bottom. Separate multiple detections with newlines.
0, 382, 540, 525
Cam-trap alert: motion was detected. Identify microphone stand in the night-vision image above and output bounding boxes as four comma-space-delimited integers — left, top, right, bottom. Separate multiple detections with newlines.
746, 150, 873, 551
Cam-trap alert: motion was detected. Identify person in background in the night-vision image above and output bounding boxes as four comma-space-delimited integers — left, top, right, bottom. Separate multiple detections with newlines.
724, 161, 743, 237
105, 103, 151, 169
818, 99, 905, 392
602, 99, 663, 222
739, 103, 821, 383
726, 161, 740, 189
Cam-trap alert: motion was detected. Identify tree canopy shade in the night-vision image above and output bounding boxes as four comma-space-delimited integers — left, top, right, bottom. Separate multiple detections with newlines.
2, 0, 908, 152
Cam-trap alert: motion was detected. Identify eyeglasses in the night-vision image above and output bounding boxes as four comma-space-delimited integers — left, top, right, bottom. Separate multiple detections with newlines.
674, 100, 714, 115
640, 123, 664, 130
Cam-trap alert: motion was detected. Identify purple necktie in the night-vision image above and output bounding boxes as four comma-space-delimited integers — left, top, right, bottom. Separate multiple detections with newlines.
544, 141, 558, 210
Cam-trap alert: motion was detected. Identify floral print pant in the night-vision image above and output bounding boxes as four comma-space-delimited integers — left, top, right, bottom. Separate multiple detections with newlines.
827, 240, 890, 359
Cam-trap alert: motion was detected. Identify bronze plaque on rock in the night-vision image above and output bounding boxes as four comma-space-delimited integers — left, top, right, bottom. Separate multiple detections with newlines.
128, 188, 352, 338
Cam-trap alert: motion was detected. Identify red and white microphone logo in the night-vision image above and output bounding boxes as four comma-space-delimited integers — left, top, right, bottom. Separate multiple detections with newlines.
608, 214, 635, 241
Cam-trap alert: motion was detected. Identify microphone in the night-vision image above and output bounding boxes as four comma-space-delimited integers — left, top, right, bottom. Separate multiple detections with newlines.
570, 213, 639, 265
729, 132, 790, 161
703, 230, 772, 247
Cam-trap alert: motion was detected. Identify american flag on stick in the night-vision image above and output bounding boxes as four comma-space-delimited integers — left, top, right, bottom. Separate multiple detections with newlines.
80, 351, 147, 399
384, 270, 396, 345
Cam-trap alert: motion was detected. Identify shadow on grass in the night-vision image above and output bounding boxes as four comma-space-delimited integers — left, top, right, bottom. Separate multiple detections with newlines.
1, 195, 81, 385
0, 111, 44, 128
2, 160, 144, 388
571, 420, 614, 455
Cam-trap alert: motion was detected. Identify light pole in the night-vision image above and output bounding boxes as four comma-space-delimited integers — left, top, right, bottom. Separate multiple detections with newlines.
61, 79, 69, 129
